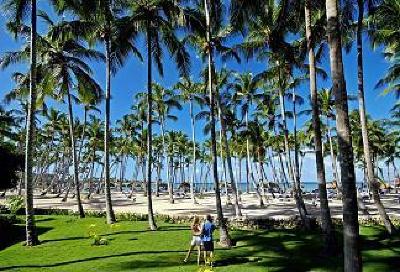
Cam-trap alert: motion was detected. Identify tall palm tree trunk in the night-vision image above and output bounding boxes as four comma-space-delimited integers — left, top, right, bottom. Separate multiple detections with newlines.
66, 88, 85, 218
277, 78, 307, 224
104, 34, 116, 224
245, 113, 264, 207
146, 25, 157, 230
25, 0, 39, 246
88, 149, 96, 199
204, 0, 230, 246
305, 0, 334, 246
327, 119, 340, 186
268, 148, 279, 185
77, 107, 88, 165
217, 98, 242, 216
217, 109, 229, 199
189, 99, 197, 203
160, 119, 174, 203
325, 0, 362, 270
245, 155, 250, 193
356, 0, 395, 234
292, 89, 308, 219
168, 156, 174, 202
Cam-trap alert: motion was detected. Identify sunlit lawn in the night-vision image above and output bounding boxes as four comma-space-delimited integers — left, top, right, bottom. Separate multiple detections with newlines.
0, 215, 399, 271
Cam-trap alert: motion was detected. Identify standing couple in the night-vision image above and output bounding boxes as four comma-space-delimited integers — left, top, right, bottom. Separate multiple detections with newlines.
184, 214, 215, 266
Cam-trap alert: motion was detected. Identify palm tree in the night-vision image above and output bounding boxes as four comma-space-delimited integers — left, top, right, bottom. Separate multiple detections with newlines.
129, 0, 189, 230
214, 71, 242, 217
175, 78, 203, 204
85, 115, 104, 198
2, 0, 39, 246
371, 0, 400, 99
77, 87, 103, 168
304, 0, 335, 247
231, 72, 264, 207
231, 0, 310, 225
38, 14, 106, 218
55, 0, 143, 224
325, 0, 362, 270
353, 0, 396, 234
152, 83, 182, 203
203, 0, 232, 246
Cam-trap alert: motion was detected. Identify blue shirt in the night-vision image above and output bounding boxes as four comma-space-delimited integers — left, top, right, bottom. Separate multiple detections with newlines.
202, 221, 216, 242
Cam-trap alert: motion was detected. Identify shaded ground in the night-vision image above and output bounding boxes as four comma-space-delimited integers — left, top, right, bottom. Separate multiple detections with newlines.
0, 215, 399, 271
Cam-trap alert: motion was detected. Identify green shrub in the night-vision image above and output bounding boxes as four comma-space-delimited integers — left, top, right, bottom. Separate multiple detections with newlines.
6, 195, 24, 215
87, 224, 109, 246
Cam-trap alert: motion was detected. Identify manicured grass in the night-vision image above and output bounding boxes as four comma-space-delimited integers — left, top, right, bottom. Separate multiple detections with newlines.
0, 215, 399, 272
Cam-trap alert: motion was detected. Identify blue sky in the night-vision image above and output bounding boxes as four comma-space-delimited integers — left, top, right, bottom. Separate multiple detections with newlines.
0, 3, 398, 186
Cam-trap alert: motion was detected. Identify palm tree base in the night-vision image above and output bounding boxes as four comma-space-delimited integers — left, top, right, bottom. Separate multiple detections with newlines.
23, 238, 40, 247
218, 238, 233, 248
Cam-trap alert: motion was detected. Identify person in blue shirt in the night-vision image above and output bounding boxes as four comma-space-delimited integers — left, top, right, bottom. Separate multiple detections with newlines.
201, 214, 216, 265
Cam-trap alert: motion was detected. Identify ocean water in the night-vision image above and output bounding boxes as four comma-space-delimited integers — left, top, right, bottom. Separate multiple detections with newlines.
122, 181, 364, 193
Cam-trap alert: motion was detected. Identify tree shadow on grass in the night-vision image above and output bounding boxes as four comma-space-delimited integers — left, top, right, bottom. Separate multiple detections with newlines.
225, 229, 342, 271
39, 226, 181, 245
0, 224, 52, 251
0, 250, 187, 271
35, 218, 55, 223
40, 236, 88, 244
116, 259, 186, 270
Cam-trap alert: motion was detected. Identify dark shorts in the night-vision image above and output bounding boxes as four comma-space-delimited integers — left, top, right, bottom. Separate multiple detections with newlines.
203, 241, 214, 252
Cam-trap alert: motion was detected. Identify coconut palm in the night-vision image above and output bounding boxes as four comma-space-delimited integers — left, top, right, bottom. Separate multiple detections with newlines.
371, 0, 400, 99
127, 0, 190, 230
215, 72, 242, 217
304, 0, 335, 246
37, 13, 106, 218
175, 78, 204, 204
349, 0, 397, 234
76, 87, 103, 168
231, 72, 264, 207
203, 0, 233, 246
54, 0, 143, 224
325, 0, 362, 270
231, 0, 310, 226
2, 0, 39, 246
152, 83, 182, 203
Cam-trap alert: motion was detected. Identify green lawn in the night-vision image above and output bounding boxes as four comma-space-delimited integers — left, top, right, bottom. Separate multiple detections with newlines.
0, 215, 399, 272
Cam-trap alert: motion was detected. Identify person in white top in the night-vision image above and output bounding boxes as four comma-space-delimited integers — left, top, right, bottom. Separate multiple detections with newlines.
183, 215, 203, 265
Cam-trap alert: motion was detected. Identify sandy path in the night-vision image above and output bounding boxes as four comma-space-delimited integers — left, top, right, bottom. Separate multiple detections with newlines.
3, 192, 399, 221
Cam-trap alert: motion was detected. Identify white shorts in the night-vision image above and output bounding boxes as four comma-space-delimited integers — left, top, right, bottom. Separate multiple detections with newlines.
191, 236, 202, 246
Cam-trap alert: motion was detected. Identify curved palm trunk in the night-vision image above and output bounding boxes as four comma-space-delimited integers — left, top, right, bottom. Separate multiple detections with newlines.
160, 119, 174, 203
104, 34, 116, 224
245, 113, 264, 207
87, 149, 96, 199
168, 156, 174, 202
268, 148, 278, 186
278, 90, 295, 184
217, 110, 229, 200
292, 89, 307, 215
326, 0, 362, 270
189, 99, 197, 203
327, 120, 340, 186
245, 155, 250, 193
305, 0, 334, 247
66, 88, 85, 218
146, 25, 157, 230
77, 107, 87, 166
25, 0, 39, 246
205, 0, 230, 246
277, 75, 307, 224
217, 98, 242, 217
356, 0, 395, 234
